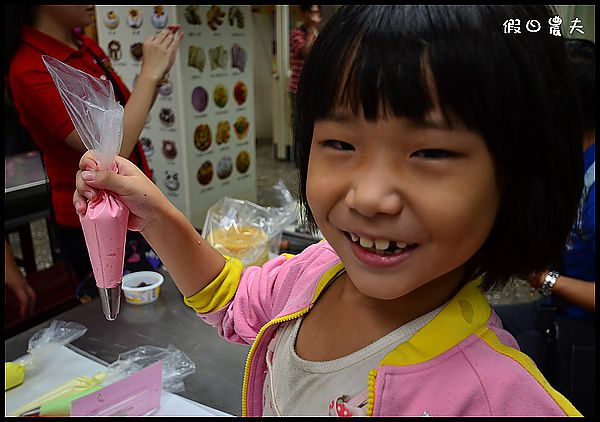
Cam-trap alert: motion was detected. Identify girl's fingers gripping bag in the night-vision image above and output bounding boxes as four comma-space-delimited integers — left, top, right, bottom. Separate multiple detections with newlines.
43, 55, 128, 321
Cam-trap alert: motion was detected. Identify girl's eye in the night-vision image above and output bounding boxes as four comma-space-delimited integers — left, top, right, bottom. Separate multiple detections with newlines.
411, 149, 456, 159
323, 140, 355, 151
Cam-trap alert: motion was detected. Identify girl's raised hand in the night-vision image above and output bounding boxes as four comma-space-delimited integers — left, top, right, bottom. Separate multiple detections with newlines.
73, 151, 172, 234
140, 25, 184, 83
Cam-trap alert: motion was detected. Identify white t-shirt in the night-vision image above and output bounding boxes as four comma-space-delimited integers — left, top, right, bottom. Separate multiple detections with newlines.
262, 304, 444, 416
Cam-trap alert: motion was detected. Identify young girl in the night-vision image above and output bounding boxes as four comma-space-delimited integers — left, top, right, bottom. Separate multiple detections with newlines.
74, 5, 583, 416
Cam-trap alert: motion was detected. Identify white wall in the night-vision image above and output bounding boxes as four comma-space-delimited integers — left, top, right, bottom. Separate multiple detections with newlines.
555, 5, 595, 42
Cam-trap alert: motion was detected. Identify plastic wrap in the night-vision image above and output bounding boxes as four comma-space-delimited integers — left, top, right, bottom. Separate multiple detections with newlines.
9, 321, 89, 415
43, 55, 129, 320
107, 344, 196, 394
42, 55, 123, 170
15, 320, 87, 375
203, 180, 298, 266
10, 324, 197, 416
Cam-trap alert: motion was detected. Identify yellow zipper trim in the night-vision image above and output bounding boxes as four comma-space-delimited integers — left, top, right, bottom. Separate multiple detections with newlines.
241, 308, 310, 416
366, 369, 378, 416
477, 328, 583, 416
241, 263, 345, 416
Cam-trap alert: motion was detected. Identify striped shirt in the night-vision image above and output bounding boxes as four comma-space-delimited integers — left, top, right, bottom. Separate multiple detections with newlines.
289, 26, 309, 93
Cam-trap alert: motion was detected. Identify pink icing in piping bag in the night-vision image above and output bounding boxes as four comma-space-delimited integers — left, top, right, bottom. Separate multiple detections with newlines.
81, 194, 129, 288
80, 192, 128, 321
79, 165, 129, 321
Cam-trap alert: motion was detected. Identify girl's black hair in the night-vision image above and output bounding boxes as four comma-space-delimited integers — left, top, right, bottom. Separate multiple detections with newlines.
564, 38, 595, 133
294, 5, 584, 292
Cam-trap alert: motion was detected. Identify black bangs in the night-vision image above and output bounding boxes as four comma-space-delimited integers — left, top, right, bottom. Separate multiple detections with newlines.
296, 5, 569, 134
297, 6, 435, 126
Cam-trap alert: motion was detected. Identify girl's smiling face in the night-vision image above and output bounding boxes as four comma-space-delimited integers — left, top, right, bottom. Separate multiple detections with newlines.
307, 110, 500, 301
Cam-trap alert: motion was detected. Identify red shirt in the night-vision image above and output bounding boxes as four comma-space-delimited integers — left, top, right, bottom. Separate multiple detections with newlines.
8, 26, 151, 228
288, 27, 308, 93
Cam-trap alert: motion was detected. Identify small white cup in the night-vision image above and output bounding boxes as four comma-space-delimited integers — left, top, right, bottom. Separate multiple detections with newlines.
122, 271, 164, 305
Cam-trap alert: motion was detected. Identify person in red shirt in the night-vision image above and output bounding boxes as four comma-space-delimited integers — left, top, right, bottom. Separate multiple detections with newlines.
288, 5, 321, 150
6, 5, 183, 299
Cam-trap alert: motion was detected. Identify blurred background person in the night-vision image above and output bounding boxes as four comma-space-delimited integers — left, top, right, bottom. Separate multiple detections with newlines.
288, 5, 321, 140
5, 239, 37, 319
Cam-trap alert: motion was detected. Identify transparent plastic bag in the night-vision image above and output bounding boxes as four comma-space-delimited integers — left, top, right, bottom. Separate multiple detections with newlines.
15, 320, 88, 375
106, 344, 196, 393
10, 336, 196, 416
42, 55, 123, 170
43, 55, 129, 319
203, 180, 298, 266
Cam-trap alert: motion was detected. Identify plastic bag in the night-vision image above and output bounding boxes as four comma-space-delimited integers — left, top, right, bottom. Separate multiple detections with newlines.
42, 55, 123, 170
43, 55, 129, 320
106, 344, 196, 393
203, 180, 298, 266
10, 337, 196, 416
15, 320, 88, 375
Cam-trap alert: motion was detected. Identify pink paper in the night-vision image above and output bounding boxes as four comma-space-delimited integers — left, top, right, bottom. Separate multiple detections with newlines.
71, 361, 163, 416
80, 191, 129, 289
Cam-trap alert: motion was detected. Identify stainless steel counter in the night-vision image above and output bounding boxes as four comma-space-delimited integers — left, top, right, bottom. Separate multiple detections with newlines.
4, 268, 250, 416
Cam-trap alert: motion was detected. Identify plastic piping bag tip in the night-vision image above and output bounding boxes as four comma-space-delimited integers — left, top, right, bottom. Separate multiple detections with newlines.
98, 286, 121, 321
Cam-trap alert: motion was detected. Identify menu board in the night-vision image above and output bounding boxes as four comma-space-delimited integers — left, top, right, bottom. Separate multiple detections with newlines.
95, 5, 257, 228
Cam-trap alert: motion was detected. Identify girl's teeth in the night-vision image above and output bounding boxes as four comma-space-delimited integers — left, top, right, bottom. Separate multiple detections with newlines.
374, 239, 390, 250
349, 232, 414, 253
359, 237, 374, 248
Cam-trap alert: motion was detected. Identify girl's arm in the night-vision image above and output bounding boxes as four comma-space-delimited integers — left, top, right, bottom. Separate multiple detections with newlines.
142, 202, 227, 297
74, 152, 225, 297
74, 152, 334, 342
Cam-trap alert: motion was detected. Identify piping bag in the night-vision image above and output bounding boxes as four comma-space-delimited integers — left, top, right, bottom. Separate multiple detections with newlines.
43, 55, 128, 321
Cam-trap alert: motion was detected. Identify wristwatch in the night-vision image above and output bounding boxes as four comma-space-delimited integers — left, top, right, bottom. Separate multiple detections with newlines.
539, 270, 560, 296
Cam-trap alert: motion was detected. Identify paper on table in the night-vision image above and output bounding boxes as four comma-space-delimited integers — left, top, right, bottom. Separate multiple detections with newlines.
4, 345, 230, 417
156, 394, 231, 417
71, 360, 162, 416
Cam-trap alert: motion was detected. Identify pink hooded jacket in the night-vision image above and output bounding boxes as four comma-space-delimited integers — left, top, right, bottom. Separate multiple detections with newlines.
184, 241, 581, 417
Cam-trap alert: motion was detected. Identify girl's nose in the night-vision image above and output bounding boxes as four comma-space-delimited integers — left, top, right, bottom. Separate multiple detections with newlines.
344, 171, 403, 218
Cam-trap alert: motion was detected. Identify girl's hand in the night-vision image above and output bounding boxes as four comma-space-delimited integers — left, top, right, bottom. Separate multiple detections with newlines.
140, 25, 184, 83
73, 151, 172, 234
